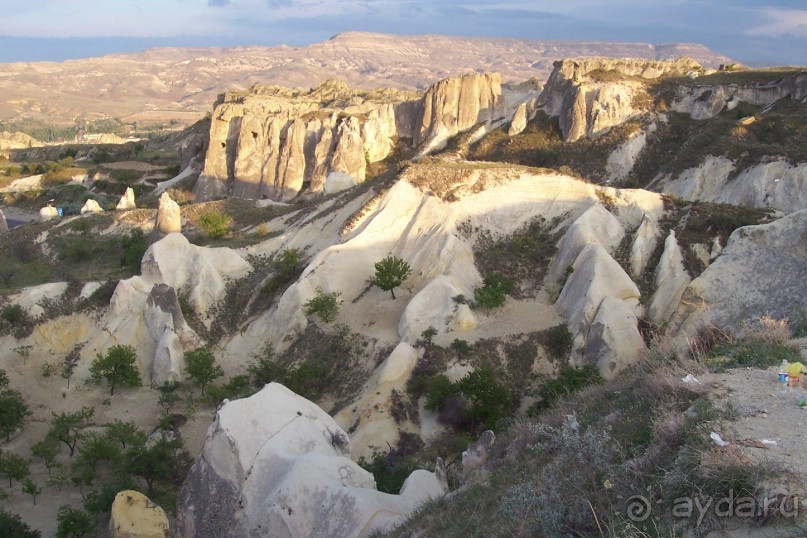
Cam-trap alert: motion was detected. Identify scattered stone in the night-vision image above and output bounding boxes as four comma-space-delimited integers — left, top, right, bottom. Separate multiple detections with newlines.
80, 198, 104, 214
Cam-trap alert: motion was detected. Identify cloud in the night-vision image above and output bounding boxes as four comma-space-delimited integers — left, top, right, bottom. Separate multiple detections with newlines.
208, 0, 230, 6
746, 8, 807, 37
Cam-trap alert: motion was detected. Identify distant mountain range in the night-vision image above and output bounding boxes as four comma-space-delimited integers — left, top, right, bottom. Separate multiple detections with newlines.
0, 32, 733, 129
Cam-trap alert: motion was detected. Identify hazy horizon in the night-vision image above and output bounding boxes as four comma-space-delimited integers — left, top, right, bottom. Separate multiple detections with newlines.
0, 1, 805, 66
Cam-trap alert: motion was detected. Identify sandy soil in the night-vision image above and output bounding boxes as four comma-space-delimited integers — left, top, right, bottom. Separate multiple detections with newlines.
0, 337, 215, 536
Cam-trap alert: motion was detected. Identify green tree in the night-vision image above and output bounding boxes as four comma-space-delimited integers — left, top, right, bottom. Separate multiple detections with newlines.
70, 432, 120, 488
60, 362, 75, 389
185, 347, 223, 396
0, 385, 30, 441
104, 420, 145, 450
90, 345, 141, 396
31, 439, 60, 477
303, 287, 342, 323
0, 451, 30, 488
126, 433, 186, 496
157, 382, 182, 413
56, 505, 94, 538
373, 255, 412, 299
49, 407, 94, 457
21, 479, 41, 504
0, 509, 40, 538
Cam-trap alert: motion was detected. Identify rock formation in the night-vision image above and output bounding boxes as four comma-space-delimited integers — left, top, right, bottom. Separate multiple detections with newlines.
0, 131, 40, 150
537, 58, 701, 141
195, 73, 508, 202
648, 231, 691, 323
194, 81, 413, 202
116, 187, 137, 210
39, 204, 60, 221
145, 283, 201, 385
0, 208, 8, 233
176, 383, 446, 537
672, 71, 807, 119
108, 490, 170, 538
670, 209, 807, 337
80, 199, 104, 214
150, 192, 181, 243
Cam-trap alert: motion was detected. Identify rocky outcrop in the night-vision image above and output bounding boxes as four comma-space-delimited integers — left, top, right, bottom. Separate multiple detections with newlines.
0, 131, 40, 150
150, 193, 181, 243
144, 284, 201, 385
507, 99, 536, 136
538, 58, 701, 141
462, 430, 496, 475
334, 343, 419, 459
116, 187, 136, 210
398, 275, 475, 345
670, 209, 807, 338
196, 73, 507, 202
606, 130, 648, 183
80, 199, 104, 214
555, 244, 645, 378
630, 213, 660, 277
647, 231, 691, 323
414, 73, 505, 151
195, 81, 412, 202
323, 172, 356, 195
176, 383, 446, 538
108, 490, 170, 538
661, 158, 807, 215
672, 72, 807, 119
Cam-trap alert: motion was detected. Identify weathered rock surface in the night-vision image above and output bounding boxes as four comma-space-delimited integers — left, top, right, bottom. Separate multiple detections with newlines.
672, 72, 807, 119
648, 231, 691, 323
670, 209, 807, 337
151, 192, 181, 242
108, 490, 170, 538
195, 80, 413, 202
398, 275, 476, 344
323, 171, 357, 195
556, 244, 645, 377
0, 130, 40, 150
334, 343, 419, 459
11, 282, 70, 319
661, 158, 807, 214
116, 187, 137, 210
80, 198, 104, 214
606, 130, 648, 183
0, 208, 8, 233
630, 213, 660, 277
414, 73, 505, 150
538, 58, 701, 141
144, 283, 201, 385
176, 383, 446, 538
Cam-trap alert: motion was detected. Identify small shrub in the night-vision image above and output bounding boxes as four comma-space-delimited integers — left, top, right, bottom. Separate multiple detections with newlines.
198, 209, 232, 239
419, 326, 438, 346
119, 229, 147, 271
542, 323, 573, 359
473, 273, 514, 309
530, 364, 603, 414
90, 345, 141, 396
303, 287, 342, 323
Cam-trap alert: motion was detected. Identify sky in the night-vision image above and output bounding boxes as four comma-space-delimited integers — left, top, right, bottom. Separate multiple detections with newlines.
0, 0, 805, 66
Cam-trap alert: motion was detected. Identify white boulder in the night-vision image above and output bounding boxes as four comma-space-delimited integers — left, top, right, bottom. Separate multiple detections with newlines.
39, 204, 60, 221
116, 187, 137, 210
176, 383, 446, 538
398, 275, 475, 344
80, 198, 104, 214
323, 171, 357, 195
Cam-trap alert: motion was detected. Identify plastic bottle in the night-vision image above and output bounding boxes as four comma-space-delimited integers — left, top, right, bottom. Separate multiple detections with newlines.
779, 360, 790, 383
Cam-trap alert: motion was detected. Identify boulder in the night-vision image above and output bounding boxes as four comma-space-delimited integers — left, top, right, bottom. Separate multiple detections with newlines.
151, 193, 181, 243
462, 430, 496, 475
585, 297, 646, 378
80, 199, 104, 214
507, 102, 529, 136
116, 187, 137, 210
176, 383, 446, 538
669, 209, 807, 338
108, 490, 169, 538
323, 171, 357, 195
144, 283, 201, 385
39, 204, 60, 221
398, 275, 476, 344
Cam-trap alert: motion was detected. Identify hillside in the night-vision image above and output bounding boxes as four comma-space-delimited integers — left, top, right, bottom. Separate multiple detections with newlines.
0, 32, 732, 137
0, 56, 805, 537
